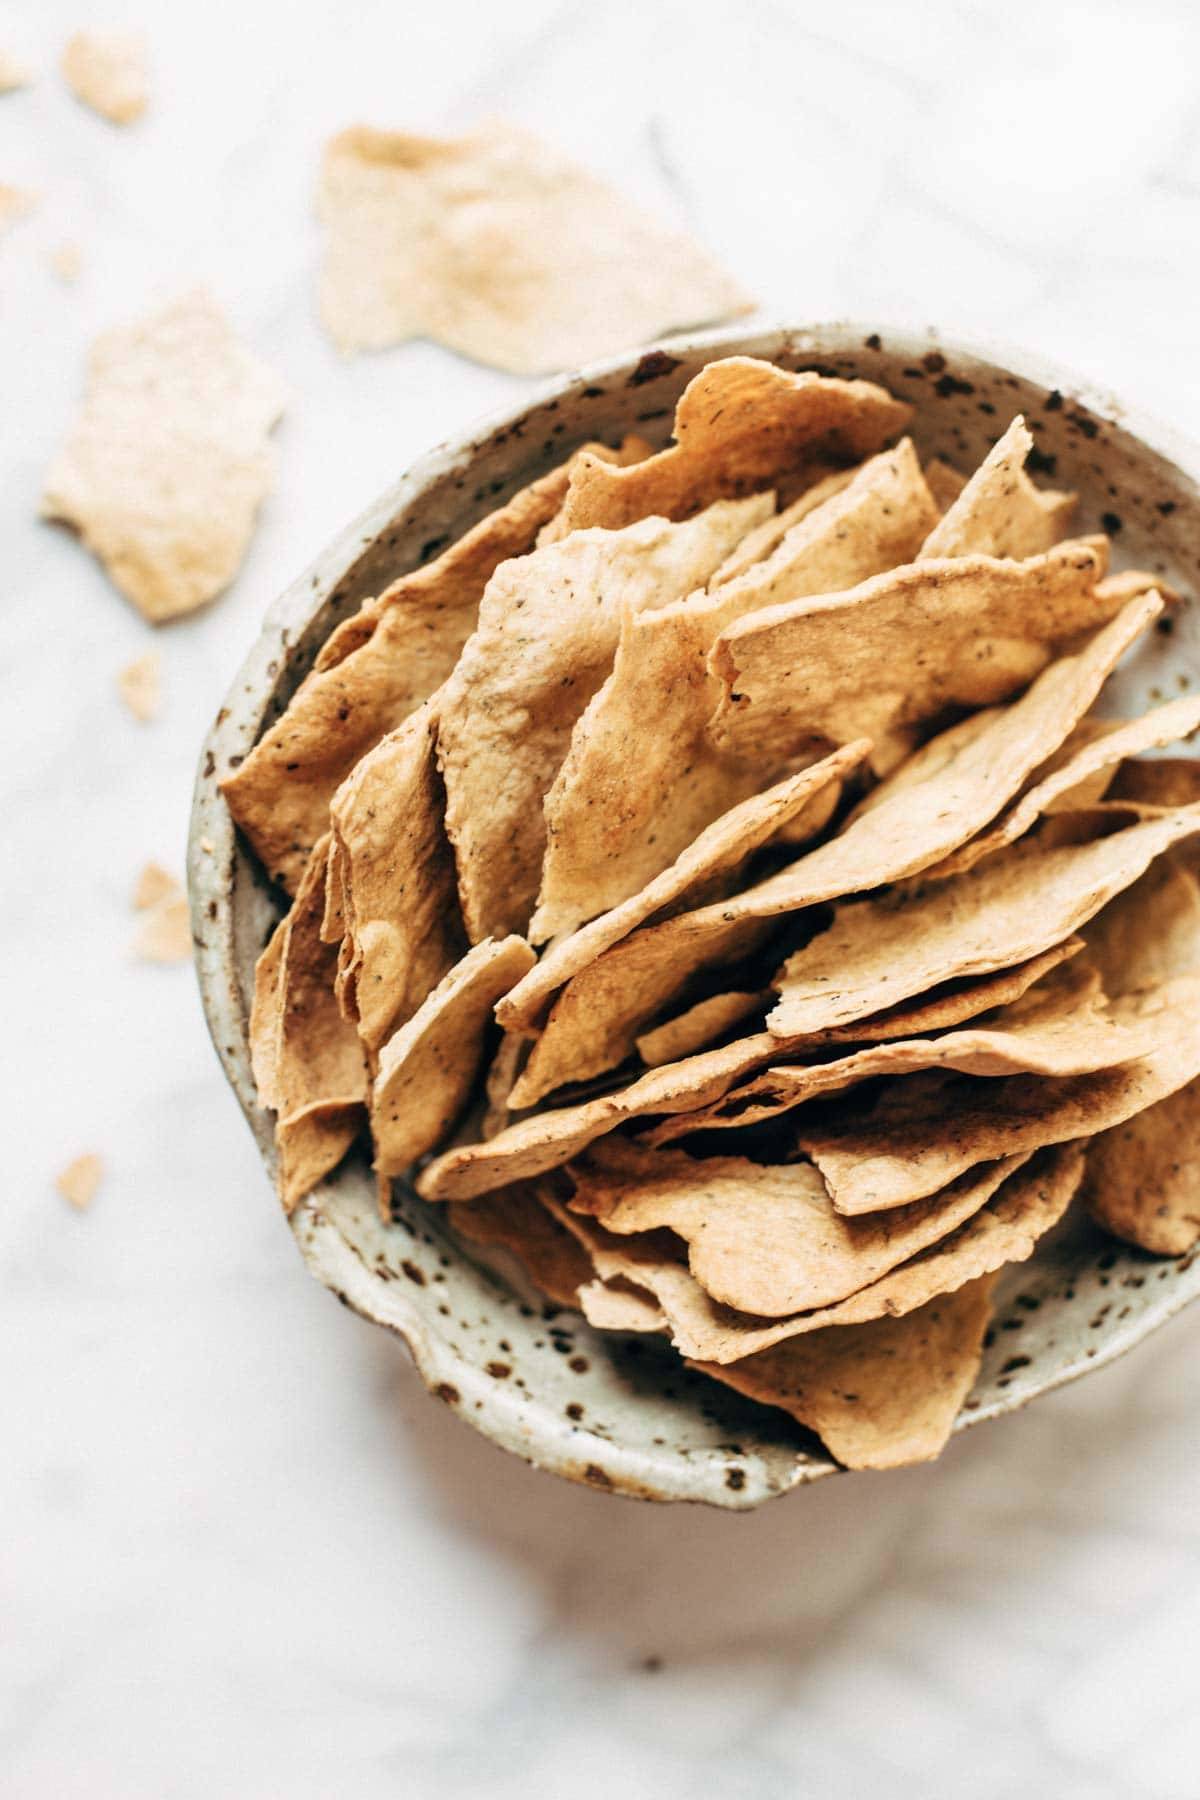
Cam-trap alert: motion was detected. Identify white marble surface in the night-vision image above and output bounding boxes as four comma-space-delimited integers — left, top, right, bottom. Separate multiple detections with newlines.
5, 1, 1200, 1793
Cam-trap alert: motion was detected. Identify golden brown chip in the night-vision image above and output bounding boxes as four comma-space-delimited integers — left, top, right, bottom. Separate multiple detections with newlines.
510, 750, 868, 1106
448, 1186, 592, 1308
636, 991, 768, 1066
438, 494, 770, 942
1083, 1084, 1200, 1254
116, 650, 161, 722
711, 539, 1114, 773
317, 121, 750, 371
1106, 757, 1200, 809
691, 1276, 997, 1470
1085, 850, 1200, 997
569, 1138, 1026, 1317
798, 974, 1200, 1214
42, 290, 285, 625
61, 30, 147, 123
221, 452, 589, 893
372, 936, 536, 1182
708, 468, 858, 582
919, 417, 1075, 558
56, 1152, 104, 1211
328, 702, 465, 1054
532, 442, 937, 939
769, 809, 1200, 1039
249, 917, 286, 1113
554, 357, 912, 534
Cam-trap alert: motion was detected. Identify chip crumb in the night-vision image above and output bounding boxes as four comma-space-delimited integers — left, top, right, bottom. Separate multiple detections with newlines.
61, 30, 147, 124
0, 182, 39, 233
199, 836, 214, 855
0, 50, 33, 92
56, 1152, 103, 1211
48, 240, 83, 283
133, 892, 192, 962
116, 649, 161, 720
132, 861, 181, 910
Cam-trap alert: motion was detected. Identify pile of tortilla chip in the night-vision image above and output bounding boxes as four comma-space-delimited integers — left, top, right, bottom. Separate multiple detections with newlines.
225, 355, 1200, 1474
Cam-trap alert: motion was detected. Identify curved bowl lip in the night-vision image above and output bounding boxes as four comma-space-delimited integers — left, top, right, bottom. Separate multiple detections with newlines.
188, 317, 1200, 1508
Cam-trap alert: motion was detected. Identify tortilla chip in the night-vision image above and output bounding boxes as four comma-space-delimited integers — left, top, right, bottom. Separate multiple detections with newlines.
578, 1278, 667, 1332
1085, 851, 1200, 998
1106, 757, 1200, 809
926, 691, 1200, 881
132, 861, 179, 911
481, 1032, 528, 1139
317, 121, 750, 372
511, 751, 868, 1107
556, 358, 911, 534
221, 452, 591, 893
448, 1186, 592, 1307
919, 417, 1076, 558
636, 991, 768, 1066
438, 495, 771, 942
61, 30, 147, 123
0, 182, 38, 232
56, 1152, 104, 1211
798, 973, 1200, 1214
116, 650, 161, 722
372, 936, 536, 1182
769, 808, 1200, 1039
1083, 1082, 1200, 1254
328, 702, 466, 1054
132, 894, 192, 963
510, 606, 1157, 1085
711, 539, 1114, 773
532, 443, 937, 939
42, 290, 285, 624
249, 917, 286, 1113
569, 1138, 1026, 1317
691, 1276, 997, 1470
499, 739, 866, 1041
923, 457, 967, 512
708, 469, 858, 583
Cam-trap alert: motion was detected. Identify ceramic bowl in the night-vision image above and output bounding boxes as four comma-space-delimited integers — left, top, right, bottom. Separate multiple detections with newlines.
188, 322, 1200, 1508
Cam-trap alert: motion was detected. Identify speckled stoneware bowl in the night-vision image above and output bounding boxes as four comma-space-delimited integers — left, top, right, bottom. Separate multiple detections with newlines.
189, 323, 1200, 1508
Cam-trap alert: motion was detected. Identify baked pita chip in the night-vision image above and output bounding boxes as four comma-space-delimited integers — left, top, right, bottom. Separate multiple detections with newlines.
578, 1278, 667, 1333
481, 1032, 528, 1139
372, 936, 536, 1183
923, 457, 967, 512
222, 450, 600, 892
636, 991, 768, 1066
711, 540, 1115, 772
1106, 757, 1200, 809
510, 603, 1157, 1084
61, 30, 147, 124
249, 918, 287, 1113
438, 494, 771, 941
769, 808, 1200, 1038
532, 442, 937, 938
448, 1186, 592, 1307
553, 356, 912, 533
42, 290, 285, 624
1085, 851, 1200, 998
328, 702, 466, 1054
691, 1276, 997, 1470
511, 749, 869, 1107
919, 417, 1076, 559
1083, 1082, 1200, 1254
317, 121, 750, 371
569, 1138, 1027, 1317
798, 974, 1200, 1214
708, 468, 858, 582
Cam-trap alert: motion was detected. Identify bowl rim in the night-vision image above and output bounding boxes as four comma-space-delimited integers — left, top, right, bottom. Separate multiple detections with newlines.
188, 318, 1200, 1507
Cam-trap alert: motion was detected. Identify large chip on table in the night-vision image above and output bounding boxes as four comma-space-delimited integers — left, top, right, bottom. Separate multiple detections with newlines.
552, 356, 912, 533
437, 494, 771, 942
372, 936, 536, 1184
42, 290, 286, 625
797, 973, 1200, 1214
504, 601, 1158, 1085
328, 701, 465, 1054
509, 745, 870, 1107
448, 1187, 592, 1308
691, 1276, 997, 1470
251, 838, 369, 1211
316, 122, 750, 371
568, 1137, 1029, 1317
769, 808, 1200, 1039
222, 447, 604, 893
919, 416, 1076, 558
711, 539, 1114, 772
531, 441, 938, 940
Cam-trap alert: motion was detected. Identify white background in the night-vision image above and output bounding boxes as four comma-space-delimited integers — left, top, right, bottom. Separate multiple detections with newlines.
5, 1, 1200, 1794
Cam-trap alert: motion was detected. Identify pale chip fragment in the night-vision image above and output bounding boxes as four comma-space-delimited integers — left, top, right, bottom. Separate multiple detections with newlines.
132, 860, 180, 910
56, 1152, 104, 1211
116, 650, 161, 721
317, 121, 750, 372
635, 991, 767, 1066
61, 30, 148, 124
919, 416, 1075, 559
42, 290, 286, 624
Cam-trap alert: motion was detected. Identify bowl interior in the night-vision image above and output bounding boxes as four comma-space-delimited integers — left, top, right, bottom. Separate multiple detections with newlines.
189, 323, 1200, 1508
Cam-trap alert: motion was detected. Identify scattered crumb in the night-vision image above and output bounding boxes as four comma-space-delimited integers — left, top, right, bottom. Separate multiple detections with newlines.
48, 240, 83, 284
133, 893, 192, 962
61, 30, 148, 124
132, 861, 181, 910
117, 649, 161, 720
56, 1152, 103, 1210
199, 836, 214, 855
0, 182, 39, 234
0, 50, 33, 92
